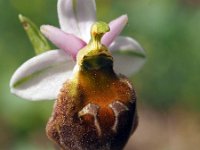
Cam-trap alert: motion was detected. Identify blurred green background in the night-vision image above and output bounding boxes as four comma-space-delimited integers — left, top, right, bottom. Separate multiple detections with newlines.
0, 0, 200, 149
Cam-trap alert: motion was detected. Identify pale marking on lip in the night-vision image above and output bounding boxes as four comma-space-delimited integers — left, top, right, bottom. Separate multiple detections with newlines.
78, 103, 101, 136
119, 78, 135, 103
120, 78, 132, 90
109, 101, 129, 132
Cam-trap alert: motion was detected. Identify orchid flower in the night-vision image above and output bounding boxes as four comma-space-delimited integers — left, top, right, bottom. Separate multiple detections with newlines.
10, 0, 146, 101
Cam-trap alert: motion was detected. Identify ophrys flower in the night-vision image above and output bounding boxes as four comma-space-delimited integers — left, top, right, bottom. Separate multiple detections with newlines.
10, 0, 146, 149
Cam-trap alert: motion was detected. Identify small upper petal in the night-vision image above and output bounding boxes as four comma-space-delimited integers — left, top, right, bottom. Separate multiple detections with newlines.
109, 36, 146, 76
40, 25, 86, 59
102, 15, 128, 47
10, 50, 75, 101
58, 0, 96, 42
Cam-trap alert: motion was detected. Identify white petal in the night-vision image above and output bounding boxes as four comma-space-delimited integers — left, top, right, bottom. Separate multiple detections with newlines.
58, 0, 96, 42
76, 0, 96, 42
58, 0, 81, 37
10, 50, 75, 101
109, 36, 146, 76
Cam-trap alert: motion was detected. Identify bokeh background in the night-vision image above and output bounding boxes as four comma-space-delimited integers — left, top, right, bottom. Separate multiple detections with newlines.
0, 0, 200, 149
